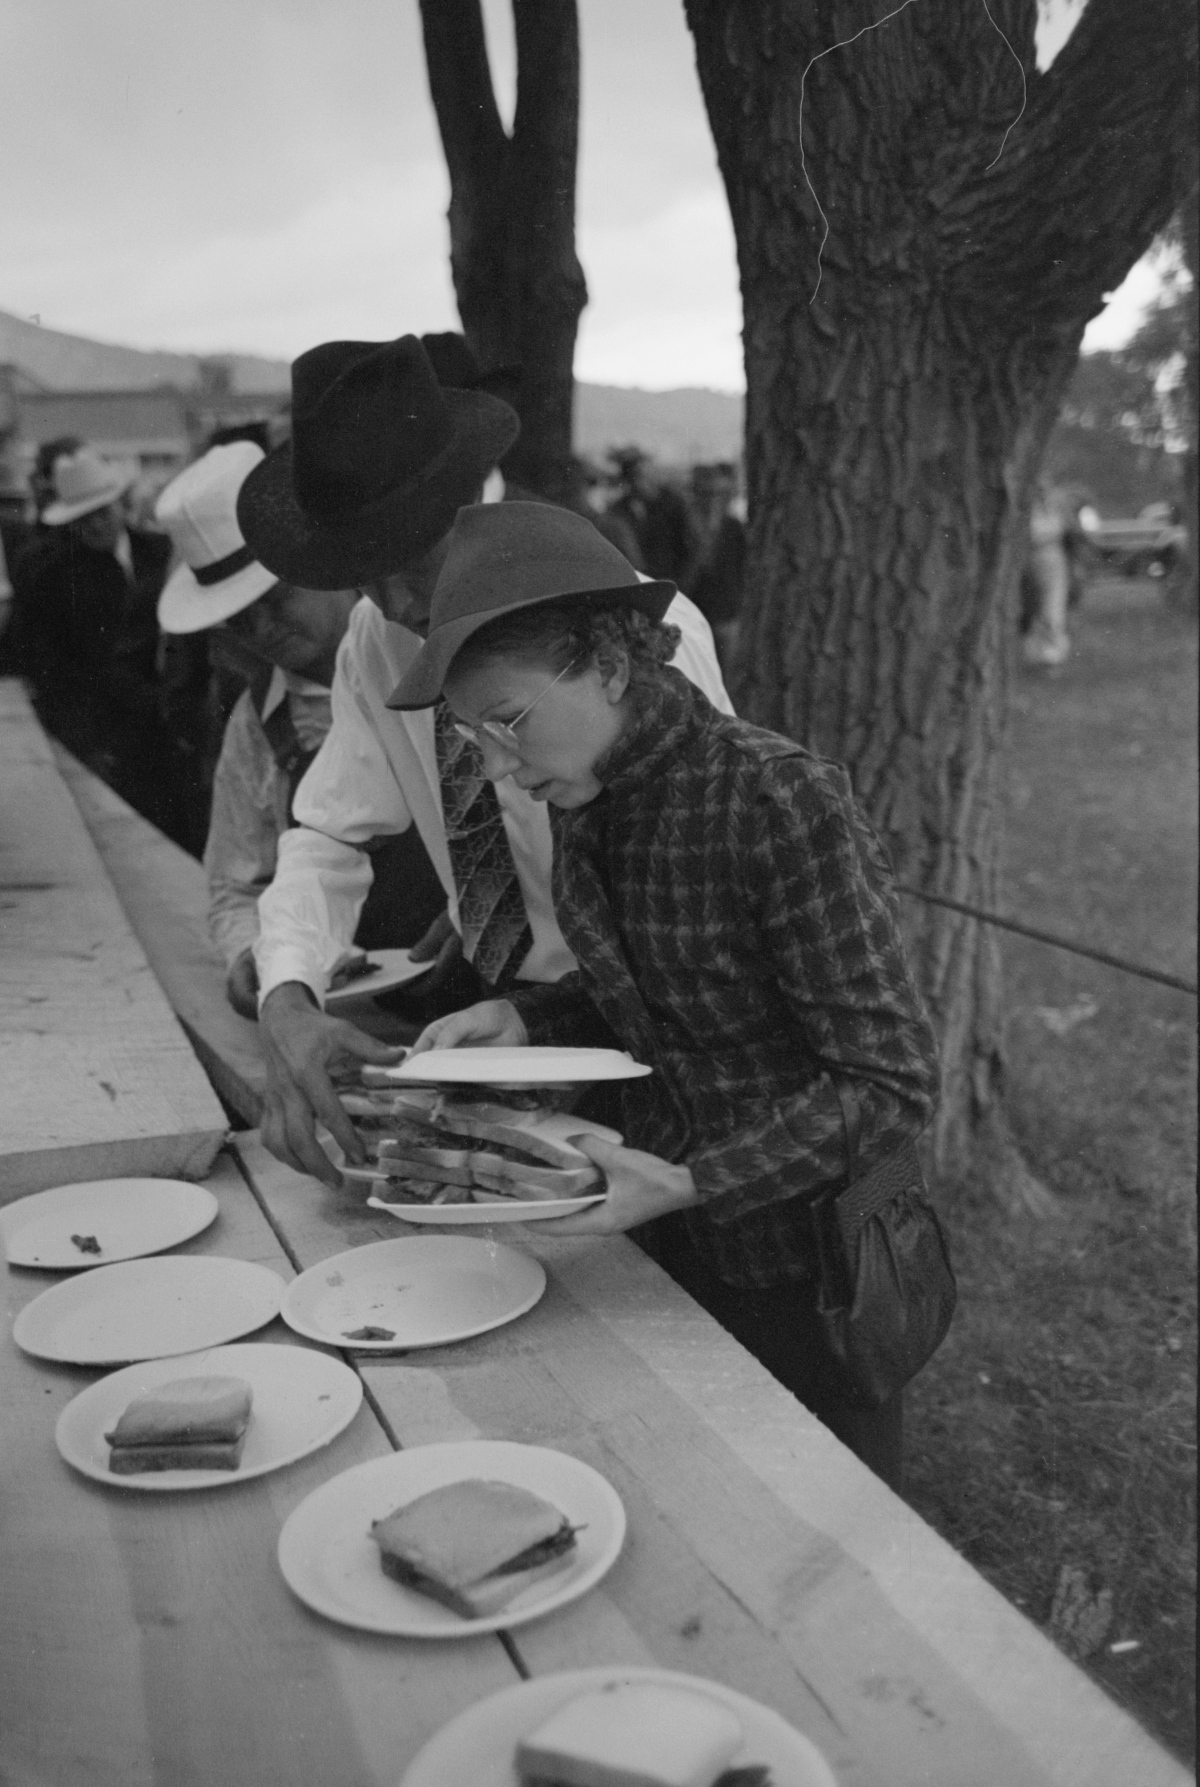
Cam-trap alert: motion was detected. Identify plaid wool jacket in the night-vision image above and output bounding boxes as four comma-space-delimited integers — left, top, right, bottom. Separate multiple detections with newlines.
511, 670, 939, 1288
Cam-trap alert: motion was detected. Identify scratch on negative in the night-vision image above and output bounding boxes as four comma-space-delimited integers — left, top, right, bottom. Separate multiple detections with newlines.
799, 0, 1027, 305
798, 0, 923, 306
979, 0, 1027, 170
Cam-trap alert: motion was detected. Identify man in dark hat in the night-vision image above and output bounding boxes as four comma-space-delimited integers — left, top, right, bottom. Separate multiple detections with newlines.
236, 332, 731, 1186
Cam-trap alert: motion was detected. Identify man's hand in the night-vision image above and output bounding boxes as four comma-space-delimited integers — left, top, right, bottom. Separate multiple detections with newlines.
408, 999, 529, 1056
225, 948, 260, 1021
406, 909, 463, 992
534, 1136, 699, 1235
258, 982, 407, 1186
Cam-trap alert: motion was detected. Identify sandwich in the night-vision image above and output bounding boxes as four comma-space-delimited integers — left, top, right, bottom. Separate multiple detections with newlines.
104, 1374, 253, 1474
515, 1682, 751, 1787
369, 1478, 580, 1618
340, 1086, 621, 1208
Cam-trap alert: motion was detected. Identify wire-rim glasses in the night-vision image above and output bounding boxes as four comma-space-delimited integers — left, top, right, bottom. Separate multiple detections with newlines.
452, 657, 580, 754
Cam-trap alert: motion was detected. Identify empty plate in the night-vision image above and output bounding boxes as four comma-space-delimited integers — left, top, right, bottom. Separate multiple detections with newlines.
280, 1235, 546, 1350
383, 1048, 651, 1085
324, 950, 435, 1010
0, 1177, 218, 1271
278, 1440, 625, 1637
399, 1666, 838, 1787
56, 1342, 363, 1491
13, 1256, 284, 1365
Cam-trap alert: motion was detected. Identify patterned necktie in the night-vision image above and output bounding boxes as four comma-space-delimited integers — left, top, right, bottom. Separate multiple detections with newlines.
434, 702, 532, 989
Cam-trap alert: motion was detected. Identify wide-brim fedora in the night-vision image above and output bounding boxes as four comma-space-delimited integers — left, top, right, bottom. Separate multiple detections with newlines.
156, 441, 279, 635
236, 334, 520, 590
387, 501, 676, 710
42, 448, 136, 526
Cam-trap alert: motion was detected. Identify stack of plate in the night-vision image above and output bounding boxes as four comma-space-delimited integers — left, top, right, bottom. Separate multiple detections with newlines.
348, 1046, 650, 1225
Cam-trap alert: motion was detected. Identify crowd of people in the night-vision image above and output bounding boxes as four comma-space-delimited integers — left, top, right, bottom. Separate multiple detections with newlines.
3, 329, 938, 1491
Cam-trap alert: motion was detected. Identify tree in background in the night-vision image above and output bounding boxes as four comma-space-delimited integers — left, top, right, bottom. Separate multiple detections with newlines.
418, 0, 586, 502
682, 0, 1196, 1202
1046, 234, 1195, 521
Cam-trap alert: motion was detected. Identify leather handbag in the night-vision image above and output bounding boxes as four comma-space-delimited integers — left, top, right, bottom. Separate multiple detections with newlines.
811, 1080, 957, 1409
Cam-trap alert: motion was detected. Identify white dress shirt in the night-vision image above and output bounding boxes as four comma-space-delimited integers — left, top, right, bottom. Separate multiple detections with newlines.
254, 591, 733, 1007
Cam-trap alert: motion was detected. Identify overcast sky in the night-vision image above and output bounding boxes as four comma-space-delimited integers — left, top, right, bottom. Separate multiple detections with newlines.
0, 0, 1160, 390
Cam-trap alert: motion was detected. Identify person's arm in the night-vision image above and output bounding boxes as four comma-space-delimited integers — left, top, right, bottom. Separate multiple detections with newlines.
541, 761, 937, 1239
253, 627, 418, 1182
204, 691, 286, 968
254, 624, 416, 1007
685, 759, 938, 1222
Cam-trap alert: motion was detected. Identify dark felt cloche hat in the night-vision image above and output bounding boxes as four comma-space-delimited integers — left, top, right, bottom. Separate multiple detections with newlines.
387, 501, 676, 710
236, 334, 520, 589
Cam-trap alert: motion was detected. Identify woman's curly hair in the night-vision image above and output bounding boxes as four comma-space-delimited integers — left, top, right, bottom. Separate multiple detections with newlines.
449, 597, 681, 691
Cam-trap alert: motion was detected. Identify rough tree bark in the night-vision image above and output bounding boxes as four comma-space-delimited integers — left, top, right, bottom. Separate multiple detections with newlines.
418, 0, 587, 502
1176, 176, 1199, 612
683, 0, 1196, 1205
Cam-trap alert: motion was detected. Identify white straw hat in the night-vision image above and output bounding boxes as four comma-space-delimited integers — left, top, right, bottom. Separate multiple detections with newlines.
42, 447, 135, 526
155, 443, 280, 634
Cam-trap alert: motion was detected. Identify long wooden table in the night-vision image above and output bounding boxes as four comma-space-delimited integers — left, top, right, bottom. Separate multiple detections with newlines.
1, 708, 1189, 1786
2, 1135, 1187, 1786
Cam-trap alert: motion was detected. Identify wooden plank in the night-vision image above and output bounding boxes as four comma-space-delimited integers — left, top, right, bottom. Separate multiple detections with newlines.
52, 742, 267, 1127
234, 1132, 1189, 1787
0, 681, 226, 1199
0, 1149, 520, 1787
53, 744, 422, 1126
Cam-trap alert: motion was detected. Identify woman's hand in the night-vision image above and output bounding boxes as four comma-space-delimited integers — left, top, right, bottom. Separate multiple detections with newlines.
408, 999, 529, 1055
535, 1136, 699, 1235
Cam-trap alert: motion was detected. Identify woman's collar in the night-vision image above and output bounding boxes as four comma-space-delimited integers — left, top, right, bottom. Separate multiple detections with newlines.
592, 668, 697, 795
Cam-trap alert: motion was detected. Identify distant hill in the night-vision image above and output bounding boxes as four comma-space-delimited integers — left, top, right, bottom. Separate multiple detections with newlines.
0, 308, 290, 396
575, 383, 743, 466
0, 307, 744, 462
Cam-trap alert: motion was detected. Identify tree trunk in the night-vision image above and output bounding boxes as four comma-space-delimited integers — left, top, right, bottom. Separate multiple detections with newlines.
418, 0, 587, 502
683, 0, 1196, 1200
1175, 176, 1199, 613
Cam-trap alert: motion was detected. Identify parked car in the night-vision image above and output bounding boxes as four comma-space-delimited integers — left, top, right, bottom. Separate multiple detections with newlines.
1079, 503, 1189, 578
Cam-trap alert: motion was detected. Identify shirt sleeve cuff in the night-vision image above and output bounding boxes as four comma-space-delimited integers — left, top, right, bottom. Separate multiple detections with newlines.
254, 945, 329, 1011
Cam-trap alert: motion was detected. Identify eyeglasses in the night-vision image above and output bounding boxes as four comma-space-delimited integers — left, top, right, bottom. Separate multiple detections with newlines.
452, 658, 579, 755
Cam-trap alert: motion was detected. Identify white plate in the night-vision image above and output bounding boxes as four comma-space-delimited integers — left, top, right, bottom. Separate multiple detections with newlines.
400, 1666, 838, 1787
280, 1236, 546, 1350
323, 950, 434, 1009
55, 1343, 363, 1491
278, 1441, 625, 1638
383, 1047, 651, 1085
0, 1177, 219, 1271
366, 1192, 603, 1226
13, 1256, 284, 1365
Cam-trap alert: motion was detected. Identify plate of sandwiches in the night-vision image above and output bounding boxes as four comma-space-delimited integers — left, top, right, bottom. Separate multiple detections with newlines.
373, 1047, 652, 1085
332, 1085, 620, 1224
323, 949, 436, 1010
277, 1439, 625, 1638
280, 1236, 546, 1351
0, 1177, 219, 1271
55, 1342, 364, 1491
400, 1667, 839, 1787
12, 1256, 285, 1365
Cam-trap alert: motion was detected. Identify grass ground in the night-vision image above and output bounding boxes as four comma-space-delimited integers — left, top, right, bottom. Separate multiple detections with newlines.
904, 576, 1198, 1762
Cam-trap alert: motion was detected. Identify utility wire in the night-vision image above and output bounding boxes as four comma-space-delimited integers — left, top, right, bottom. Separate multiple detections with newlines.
896, 885, 1198, 997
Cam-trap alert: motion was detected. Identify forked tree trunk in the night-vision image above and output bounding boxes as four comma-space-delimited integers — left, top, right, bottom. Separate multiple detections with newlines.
684, 0, 1196, 1199
418, 0, 587, 502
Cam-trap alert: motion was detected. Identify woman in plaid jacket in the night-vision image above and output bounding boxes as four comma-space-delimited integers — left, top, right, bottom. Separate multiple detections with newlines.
393, 503, 939, 1487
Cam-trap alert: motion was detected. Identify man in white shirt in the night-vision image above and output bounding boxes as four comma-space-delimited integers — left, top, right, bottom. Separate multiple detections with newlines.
155, 444, 365, 1013
237, 334, 731, 1184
